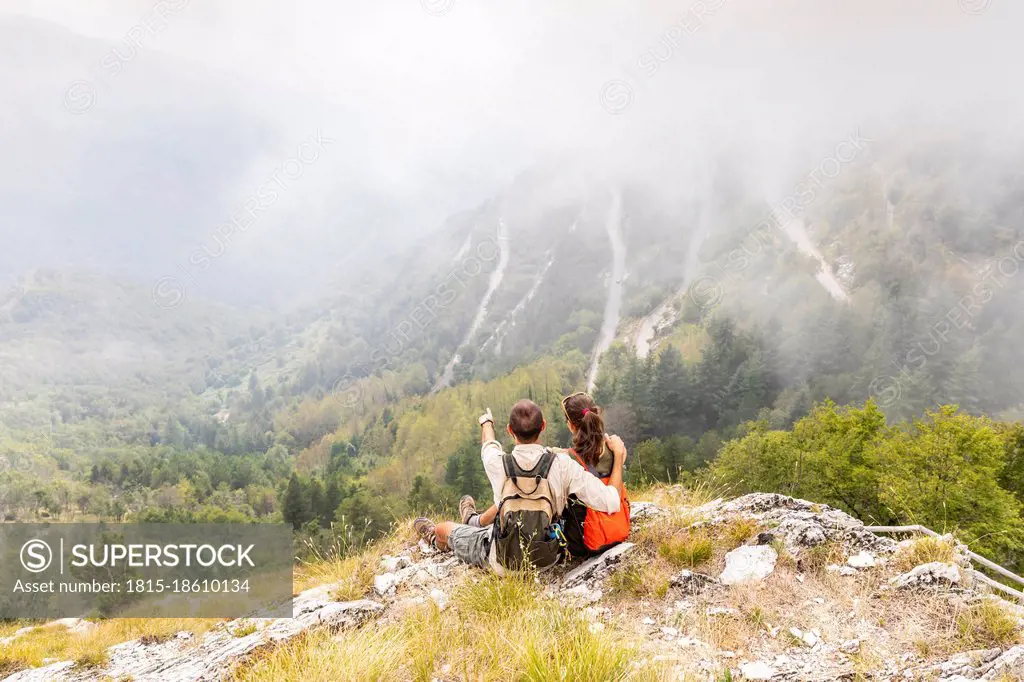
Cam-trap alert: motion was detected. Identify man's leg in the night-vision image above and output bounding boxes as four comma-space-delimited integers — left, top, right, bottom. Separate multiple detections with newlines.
415, 518, 490, 567
414, 518, 457, 550
477, 504, 497, 527
434, 520, 455, 550
445, 523, 491, 567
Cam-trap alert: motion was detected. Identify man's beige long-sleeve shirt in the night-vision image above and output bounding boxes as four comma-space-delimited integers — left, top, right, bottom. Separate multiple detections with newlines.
480, 440, 620, 516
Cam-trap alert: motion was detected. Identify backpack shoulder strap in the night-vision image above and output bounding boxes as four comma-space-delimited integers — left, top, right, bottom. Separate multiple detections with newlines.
502, 453, 516, 479
505, 449, 557, 479
535, 449, 556, 479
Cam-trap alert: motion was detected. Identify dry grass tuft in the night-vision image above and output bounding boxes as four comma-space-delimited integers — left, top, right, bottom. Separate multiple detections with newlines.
234, 571, 653, 682
295, 522, 414, 597
231, 625, 408, 682
797, 541, 846, 575
636, 481, 725, 511
0, 619, 219, 676
719, 517, 760, 550
519, 607, 635, 682
893, 536, 957, 571
453, 570, 538, 620
956, 600, 1022, 649
687, 608, 756, 653
770, 539, 798, 570
607, 563, 669, 600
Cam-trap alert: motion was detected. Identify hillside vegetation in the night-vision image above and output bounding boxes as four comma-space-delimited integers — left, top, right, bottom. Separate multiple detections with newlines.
1, 131, 1023, 585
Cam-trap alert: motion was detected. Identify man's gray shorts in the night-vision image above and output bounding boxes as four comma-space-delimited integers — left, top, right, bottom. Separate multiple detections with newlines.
448, 523, 491, 568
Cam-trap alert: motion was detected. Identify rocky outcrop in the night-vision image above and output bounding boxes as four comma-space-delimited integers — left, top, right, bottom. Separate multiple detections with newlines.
891, 562, 965, 590
715, 493, 897, 555
895, 645, 1024, 681
670, 569, 720, 595
562, 542, 635, 588
4, 589, 383, 682
6, 492, 1021, 682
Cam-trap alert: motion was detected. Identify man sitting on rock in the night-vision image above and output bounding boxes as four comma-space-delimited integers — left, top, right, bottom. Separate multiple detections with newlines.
414, 399, 627, 574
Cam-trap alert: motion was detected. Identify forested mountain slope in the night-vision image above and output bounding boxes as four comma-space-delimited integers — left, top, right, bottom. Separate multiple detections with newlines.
2, 128, 1023, 582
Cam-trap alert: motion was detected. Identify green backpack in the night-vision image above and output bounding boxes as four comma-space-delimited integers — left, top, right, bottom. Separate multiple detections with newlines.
492, 450, 562, 570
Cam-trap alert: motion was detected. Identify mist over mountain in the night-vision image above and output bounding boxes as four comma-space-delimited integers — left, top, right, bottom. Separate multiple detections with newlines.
3, 0, 1022, 309
2, 5, 1024, 678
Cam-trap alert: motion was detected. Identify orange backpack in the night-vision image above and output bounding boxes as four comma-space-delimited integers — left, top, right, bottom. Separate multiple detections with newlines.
562, 450, 631, 557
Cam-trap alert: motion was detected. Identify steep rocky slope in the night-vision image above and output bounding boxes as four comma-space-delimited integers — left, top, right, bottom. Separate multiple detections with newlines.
4, 491, 1023, 681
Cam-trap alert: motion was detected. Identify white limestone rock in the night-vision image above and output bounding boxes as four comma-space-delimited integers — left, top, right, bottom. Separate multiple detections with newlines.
373, 572, 401, 596
847, 551, 877, 569
629, 501, 667, 521
891, 562, 962, 590
740, 661, 777, 680
562, 542, 635, 588
721, 545, 778, 585
428, 589, 449, 610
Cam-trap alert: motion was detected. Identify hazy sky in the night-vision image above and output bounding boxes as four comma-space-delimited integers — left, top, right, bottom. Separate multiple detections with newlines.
1, 0, 1020, 303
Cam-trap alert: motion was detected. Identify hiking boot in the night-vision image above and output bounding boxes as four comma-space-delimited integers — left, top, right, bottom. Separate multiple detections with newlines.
413, 517, 436, 545
459, 495, 478, 525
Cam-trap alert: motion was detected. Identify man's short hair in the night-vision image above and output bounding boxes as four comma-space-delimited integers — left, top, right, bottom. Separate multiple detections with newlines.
508, 399, 544, 443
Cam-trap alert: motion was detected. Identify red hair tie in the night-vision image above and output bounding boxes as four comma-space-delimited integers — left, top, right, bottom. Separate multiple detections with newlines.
582, 408, 590, 417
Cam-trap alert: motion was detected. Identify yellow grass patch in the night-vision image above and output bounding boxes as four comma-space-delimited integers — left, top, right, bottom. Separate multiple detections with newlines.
0, 618, 219, 676
294, 522, 414, 596
233, 569, 660, 682
892, 536, 957, 572
956, 600, 1022, 649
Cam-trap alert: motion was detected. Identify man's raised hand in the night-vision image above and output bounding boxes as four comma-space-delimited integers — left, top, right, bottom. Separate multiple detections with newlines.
478, 408, 494, 426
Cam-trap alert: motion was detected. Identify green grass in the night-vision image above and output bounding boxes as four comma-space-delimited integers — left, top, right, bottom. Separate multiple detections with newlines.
520, 608, 634, 682
453, 570, 538, 619
720, 518, 759, 550
956, 600, 1022, 649
232, 622, 259, 638
607, 563, 669, 599
658, 532, 714, 568
893, 536, 957, 571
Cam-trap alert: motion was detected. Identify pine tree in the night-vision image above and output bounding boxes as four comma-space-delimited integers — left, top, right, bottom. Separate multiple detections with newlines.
653, 347, 690, 439
162, 418, 185, 449
308, 478, 326, 527
282, 474, 311, 530
324, 478, 342, 525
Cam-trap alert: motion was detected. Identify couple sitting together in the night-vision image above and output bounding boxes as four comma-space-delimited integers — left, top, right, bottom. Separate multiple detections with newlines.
414, 392, 631, 574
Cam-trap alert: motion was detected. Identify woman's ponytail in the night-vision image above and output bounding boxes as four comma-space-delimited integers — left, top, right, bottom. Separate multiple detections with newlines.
563, 393, 605, 468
